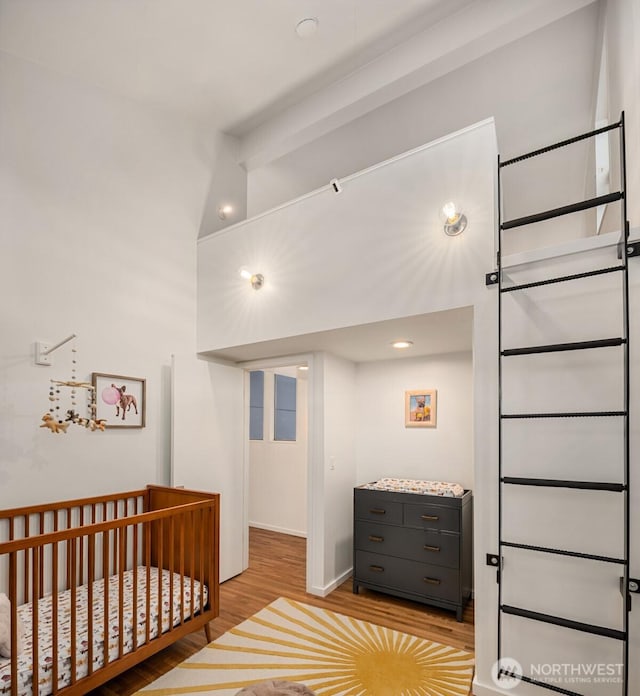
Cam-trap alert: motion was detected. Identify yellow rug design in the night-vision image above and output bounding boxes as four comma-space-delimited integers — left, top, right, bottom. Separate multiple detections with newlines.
138, 597, 474, 696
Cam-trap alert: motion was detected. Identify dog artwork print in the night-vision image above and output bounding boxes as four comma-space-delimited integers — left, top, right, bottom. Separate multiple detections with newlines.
92, 373, 146, 428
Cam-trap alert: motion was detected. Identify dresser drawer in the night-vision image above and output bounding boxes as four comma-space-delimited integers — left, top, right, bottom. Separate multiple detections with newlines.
355, 522, 460, 568
354, 494, 403, 526
404, 502, 460, 532
355, 551, 459, 603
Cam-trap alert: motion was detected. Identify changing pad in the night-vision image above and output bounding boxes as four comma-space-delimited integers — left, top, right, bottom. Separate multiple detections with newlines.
360, 477, 464, 497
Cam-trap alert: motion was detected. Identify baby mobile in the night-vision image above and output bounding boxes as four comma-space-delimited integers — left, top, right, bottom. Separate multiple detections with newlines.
38, 334, 107, 433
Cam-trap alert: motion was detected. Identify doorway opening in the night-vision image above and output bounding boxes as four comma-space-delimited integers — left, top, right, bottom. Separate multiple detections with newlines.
244, 362, 310, 572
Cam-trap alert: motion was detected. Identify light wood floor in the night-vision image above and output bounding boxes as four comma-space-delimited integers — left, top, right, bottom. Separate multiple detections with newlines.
91, 527, 475, 695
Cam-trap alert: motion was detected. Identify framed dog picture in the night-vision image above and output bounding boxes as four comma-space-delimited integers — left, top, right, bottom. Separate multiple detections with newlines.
92, 373, 146, 429
405, 389, 437, 428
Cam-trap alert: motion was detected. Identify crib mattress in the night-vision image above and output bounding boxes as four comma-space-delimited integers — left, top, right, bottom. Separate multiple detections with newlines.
0, 567, 207, 696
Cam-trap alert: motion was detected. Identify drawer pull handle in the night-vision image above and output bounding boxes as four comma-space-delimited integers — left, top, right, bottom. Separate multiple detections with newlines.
424, 545, 440, 552
421, 514, 439, 521
369, 565, 385, 573
370, 508, 386, 515
368, 535, 384, 543
424, 577, 441, 585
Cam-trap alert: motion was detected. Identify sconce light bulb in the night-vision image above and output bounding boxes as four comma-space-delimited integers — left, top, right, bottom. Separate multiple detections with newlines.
218, 204, 233, 220
442, 201, 458, 223
239, 268, 252, 280
442, 201, 467, 236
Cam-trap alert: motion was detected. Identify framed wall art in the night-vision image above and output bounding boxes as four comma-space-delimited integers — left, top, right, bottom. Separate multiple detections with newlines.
405, 389, 437, 428
92, 373, 146, 428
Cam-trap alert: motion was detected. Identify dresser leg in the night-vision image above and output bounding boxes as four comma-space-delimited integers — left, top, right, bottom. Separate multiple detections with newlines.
456, 607, 463, 622
353, 582, 359, 594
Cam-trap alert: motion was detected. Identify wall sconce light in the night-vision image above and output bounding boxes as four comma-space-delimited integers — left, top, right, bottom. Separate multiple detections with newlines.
240, 268, 265, 290
218, 204, 233, 220
442, 201, 467, 236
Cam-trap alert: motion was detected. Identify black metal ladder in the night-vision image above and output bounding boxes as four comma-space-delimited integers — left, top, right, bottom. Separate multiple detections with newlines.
494, 114, 632, 696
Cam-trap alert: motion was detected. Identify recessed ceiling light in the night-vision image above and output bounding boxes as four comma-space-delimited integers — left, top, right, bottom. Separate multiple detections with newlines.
297, 365, 309, 371
392, 340, 414, 349
295, 17, 318, 38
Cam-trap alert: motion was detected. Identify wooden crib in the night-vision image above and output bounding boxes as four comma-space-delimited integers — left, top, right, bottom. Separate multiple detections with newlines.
0, 485, 220, 696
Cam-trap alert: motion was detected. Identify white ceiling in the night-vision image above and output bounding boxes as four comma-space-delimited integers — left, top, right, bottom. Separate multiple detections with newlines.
0, 0, 597, 144
0, 0, 600, 366
0, 0, 474, 132
203, 307, 474, 364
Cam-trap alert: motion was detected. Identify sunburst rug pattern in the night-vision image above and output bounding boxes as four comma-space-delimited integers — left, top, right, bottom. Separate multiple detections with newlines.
137, 597, 474, 696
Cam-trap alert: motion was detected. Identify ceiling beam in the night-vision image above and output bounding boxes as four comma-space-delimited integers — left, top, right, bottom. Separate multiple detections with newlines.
238, 0, 597, 171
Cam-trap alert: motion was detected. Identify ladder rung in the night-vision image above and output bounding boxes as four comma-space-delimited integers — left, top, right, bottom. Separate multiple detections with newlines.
502, 411, 626, 419
501, 477, 626, 492
501, 605, 626, 640
500, 120, 622, 167
500, 671, 587, 696
502, 337, 625, 357
501, 265, 625, 292
501, 192, 623, 230
501, 541, 627, 565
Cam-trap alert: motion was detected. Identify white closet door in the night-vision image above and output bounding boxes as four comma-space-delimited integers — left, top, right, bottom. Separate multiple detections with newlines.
171, 354, 246, 582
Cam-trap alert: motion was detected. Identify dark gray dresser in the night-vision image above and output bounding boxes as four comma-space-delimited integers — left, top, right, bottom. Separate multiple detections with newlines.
353, 485, 473, 621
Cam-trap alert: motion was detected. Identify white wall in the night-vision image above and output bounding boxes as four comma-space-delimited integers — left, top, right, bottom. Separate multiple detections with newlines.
355, 351, 473, 489
0, 52, 211, 506
248, 368, 308, 537
198, 132, 247, 238
198, 120, 496, 353
318, 353, 357, 594
604, 0, 640, 227
246, 4, 600, 258
198, 120, 497, 600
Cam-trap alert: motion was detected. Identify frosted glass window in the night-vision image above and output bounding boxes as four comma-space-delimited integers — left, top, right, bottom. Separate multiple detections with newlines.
274, 374, 296, 441
249, 371, 264, 440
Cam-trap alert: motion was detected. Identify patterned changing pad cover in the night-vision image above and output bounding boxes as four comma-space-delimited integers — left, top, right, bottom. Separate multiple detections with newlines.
0, 567, 207, 696
361, 477, 465, 497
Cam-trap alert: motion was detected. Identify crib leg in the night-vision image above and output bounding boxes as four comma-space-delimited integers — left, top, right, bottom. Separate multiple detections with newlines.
204, 621, 212, 643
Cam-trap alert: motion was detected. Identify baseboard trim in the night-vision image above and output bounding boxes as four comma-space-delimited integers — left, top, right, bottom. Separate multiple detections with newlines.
309, 567, 353, 597
472, 676, 515, 696
249, 522, 307, 538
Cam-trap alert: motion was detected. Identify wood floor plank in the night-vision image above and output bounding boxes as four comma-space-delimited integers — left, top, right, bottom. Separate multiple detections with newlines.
90, 527, 475, 695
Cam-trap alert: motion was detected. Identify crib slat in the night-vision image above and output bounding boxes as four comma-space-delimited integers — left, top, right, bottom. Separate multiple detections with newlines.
103, 531, 110, 666
190, 510, 195, 621
87, 534, 95, 677
145, 522, 151, 646
157, 518, 163, 638
118, 525, 125, 659
199, 509, 205, 617
179, 513, 185, 627
69, 537, 77, 685
51, 541, 59, 694
32, 547, 40, 696
132, 523, 138, 652
24, 516, 30, 606
169, 517, 175, 631
39, 512, 45, 600
9, 551, 18, 696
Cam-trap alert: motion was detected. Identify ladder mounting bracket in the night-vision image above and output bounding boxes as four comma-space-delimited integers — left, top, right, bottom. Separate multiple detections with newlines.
486, 553, 500, 567
627, 241, 640, 258
625, 578, 640, 594
486, 272, 499, 286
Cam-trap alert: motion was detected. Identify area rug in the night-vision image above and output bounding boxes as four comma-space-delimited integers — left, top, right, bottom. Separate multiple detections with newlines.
137, 597, 474, 696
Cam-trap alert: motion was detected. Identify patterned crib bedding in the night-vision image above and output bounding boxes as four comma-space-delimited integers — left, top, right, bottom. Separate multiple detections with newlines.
0, 567, 207, 696
361, 477, 465, 497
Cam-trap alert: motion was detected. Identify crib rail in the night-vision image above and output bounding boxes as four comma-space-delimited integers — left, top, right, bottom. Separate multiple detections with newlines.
0, 488, 219, 696
0, 490, 147, 603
